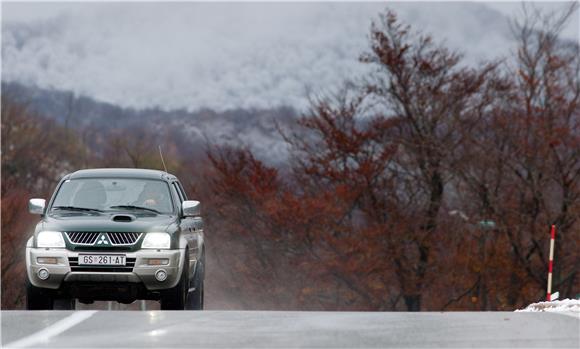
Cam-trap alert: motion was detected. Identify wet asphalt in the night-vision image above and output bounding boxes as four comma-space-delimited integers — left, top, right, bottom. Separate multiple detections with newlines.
1, 311, 579, 348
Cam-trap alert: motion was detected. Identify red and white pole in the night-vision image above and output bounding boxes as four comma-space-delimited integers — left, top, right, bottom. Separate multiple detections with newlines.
546, 225, 556, 301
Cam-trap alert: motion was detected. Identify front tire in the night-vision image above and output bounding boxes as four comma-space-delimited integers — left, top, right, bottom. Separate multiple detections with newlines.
186, 256, 204, 310
26, 279, 54, 310
160, 251, 189, 310
53, 298, 76, 310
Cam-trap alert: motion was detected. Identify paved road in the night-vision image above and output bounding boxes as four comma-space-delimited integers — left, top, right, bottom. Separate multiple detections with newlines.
2, 311, 578, 348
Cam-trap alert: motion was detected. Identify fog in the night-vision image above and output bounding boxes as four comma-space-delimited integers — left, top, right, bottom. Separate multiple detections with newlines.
2, 2, 577, 111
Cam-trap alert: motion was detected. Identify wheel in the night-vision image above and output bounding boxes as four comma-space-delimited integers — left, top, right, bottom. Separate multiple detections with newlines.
186, 255, 204, 310
53, 298, 76, 310
26, 278, 54, 310
160, 250, 189, 310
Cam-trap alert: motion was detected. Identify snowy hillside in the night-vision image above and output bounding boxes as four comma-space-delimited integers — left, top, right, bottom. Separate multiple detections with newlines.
2, 2, 523, 112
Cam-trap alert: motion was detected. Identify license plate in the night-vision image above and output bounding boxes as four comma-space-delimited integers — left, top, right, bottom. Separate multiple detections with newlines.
78, 254, 126, 266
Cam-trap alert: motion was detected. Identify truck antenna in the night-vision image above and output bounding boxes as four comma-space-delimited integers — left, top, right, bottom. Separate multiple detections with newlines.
158, 145, 168, 173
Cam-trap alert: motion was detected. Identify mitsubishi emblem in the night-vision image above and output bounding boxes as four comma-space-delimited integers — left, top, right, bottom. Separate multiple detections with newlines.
96, 234, 110, 245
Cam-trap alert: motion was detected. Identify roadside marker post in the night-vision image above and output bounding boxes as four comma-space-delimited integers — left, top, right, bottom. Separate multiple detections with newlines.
546, 225, 556, 301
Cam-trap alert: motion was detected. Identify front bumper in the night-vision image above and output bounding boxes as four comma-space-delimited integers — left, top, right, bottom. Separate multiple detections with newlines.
26, 248, 188, 291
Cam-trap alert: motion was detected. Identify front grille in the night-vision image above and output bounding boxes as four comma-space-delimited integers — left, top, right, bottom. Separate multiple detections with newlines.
66, 232, 99, 245
107, 232, 141, 245
68, 257, 136, 272
65, 232, 142, 246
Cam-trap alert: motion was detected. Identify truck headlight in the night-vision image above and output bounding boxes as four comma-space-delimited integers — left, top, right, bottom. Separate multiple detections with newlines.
36, 231, 65, 248
142, 232, 170, 249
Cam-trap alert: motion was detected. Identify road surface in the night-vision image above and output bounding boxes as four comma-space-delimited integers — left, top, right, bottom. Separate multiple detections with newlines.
2, 311, 579, 348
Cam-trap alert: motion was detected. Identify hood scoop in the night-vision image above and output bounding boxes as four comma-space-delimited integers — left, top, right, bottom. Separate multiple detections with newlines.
111, 214, 136, 222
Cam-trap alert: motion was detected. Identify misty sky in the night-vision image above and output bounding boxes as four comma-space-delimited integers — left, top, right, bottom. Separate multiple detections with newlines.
2, 2, 578, 112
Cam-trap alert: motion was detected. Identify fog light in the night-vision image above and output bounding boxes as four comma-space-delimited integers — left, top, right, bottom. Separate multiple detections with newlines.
37, 257, 58, 265
37, 268, 50, 280
147, 258, 169, 266
155, 269, 167, 282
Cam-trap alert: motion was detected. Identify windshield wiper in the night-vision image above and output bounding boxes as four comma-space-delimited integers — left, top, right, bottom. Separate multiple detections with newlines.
52, 206, 104, 213
109, 205, 161, 214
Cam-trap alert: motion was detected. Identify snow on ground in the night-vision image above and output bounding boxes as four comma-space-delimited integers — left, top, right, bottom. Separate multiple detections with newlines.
516, 299, 580, 318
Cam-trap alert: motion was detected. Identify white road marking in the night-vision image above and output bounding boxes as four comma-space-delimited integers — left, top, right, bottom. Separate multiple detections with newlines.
4, 311, 97, 348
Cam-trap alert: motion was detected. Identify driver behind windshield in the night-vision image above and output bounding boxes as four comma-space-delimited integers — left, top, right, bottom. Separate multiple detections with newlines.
134, 182, 170, 211
52, 178, 173, 214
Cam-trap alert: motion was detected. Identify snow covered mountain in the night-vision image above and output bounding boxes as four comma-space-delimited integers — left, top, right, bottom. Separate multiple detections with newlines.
2, 2, 554, 112
2, 2, 577, 163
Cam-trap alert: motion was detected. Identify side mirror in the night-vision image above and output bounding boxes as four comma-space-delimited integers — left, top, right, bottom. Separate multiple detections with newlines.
29, 198, 46, 215
182, 200, 201, 217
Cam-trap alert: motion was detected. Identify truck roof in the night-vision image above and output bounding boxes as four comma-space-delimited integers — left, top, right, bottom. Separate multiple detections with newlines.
66, 168, 177, 181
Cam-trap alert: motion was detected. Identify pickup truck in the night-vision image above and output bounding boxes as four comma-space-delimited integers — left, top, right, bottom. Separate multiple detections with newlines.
25, 168, 205, 310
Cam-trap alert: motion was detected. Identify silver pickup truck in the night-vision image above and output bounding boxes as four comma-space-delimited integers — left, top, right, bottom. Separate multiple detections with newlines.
25, 168, 205, 310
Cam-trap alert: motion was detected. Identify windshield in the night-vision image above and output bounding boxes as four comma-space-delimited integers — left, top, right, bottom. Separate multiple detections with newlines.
51, 178, 174, 214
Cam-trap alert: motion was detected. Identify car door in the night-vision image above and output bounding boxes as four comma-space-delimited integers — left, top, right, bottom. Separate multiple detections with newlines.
176, 181, 204, 246
171, 181, 201, 277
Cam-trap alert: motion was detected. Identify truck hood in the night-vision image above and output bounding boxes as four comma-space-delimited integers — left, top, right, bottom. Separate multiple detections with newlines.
39, 213, 176, 233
